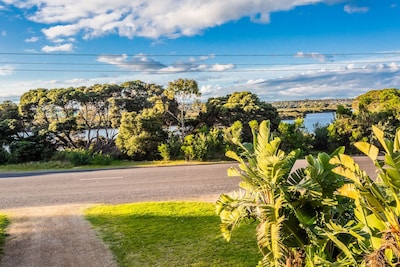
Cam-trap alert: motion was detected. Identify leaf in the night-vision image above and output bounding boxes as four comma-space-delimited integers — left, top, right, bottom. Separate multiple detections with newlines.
394, 128, 400, 152
372, 125, 391, 154
337, 183, 358, 199
227, 167, 241, 177
324, 231, 357, 265
225, 150, 242, 162
354, 141, 379, 161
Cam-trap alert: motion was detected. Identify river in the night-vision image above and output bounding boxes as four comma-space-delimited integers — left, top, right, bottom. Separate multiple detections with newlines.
283, 112, 335, 132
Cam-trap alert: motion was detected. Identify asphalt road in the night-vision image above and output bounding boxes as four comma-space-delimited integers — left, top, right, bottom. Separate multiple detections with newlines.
0, 157, 377, 209
0, 163, 240, 209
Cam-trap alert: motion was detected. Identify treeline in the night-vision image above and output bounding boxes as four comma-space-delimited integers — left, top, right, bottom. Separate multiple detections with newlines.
1, 81, 399, 165
0, 79, 281, 164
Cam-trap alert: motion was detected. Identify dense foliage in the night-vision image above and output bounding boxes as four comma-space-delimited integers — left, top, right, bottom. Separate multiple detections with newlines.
217, 120, 400, 266
328, 88, 400, 153
1, 85, 399, 165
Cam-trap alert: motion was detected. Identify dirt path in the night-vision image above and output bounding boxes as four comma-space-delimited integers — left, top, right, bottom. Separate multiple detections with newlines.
1, 204, 117, 267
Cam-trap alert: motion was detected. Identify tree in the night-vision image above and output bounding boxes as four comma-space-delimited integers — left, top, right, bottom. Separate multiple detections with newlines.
0, 101, 23, 145
202, 91, 280, 142
276, 118, 312, 153
116, 109, 167, 160
328, 90, 400, 153
164, 78, 201, 140
119, 80, 164, 113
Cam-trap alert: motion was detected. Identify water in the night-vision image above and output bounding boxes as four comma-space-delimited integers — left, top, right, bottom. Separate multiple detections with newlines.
283, 112, 335, 132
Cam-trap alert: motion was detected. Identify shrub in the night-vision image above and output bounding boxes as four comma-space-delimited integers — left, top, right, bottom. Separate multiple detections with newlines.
54, 149, 113, 166
157, 143, 170, 161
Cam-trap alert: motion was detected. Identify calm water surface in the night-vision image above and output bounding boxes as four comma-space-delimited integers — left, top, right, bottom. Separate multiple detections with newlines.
283, 112, 335, 132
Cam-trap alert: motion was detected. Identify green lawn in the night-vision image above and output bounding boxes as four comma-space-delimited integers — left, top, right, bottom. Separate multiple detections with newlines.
0, 214, 9, 254
85, 202, 260, 267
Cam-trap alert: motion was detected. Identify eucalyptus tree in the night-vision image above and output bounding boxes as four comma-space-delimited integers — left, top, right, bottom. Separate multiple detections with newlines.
203, 91, 280, 142
119, 80, 164, 112
116, 108, 167, 160
0, 100, 23, 145
164, 78, 201, 140
75, 84, 122, 151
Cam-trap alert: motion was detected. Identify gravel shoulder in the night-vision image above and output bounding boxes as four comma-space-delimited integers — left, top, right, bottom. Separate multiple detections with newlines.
1, 204, 118, 267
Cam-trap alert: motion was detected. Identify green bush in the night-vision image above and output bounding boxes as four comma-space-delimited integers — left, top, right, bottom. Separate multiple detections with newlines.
90, 152, 113, 165
157, 143, 170, 161
54, 149, 113, 166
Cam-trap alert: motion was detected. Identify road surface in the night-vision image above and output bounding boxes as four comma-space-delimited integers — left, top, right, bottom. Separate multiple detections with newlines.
0, 157, 377, 209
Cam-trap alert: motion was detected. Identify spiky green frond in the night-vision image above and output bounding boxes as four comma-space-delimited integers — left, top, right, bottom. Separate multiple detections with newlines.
216, 189, 257, 241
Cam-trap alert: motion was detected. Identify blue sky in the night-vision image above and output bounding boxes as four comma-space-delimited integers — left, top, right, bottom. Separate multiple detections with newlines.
0, 0, 399, 102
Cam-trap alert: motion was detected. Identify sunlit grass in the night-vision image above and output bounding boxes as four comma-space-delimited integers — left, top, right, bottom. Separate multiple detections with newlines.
0, 214, 9, 254
0, 160, 227, 173
85, 202, 260, 267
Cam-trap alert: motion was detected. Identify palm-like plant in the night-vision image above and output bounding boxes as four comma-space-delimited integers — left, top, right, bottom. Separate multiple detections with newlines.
331, 126, 400, 266
216, 120, 351, 266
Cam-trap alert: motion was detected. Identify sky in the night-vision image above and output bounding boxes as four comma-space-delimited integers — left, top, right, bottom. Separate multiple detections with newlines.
0, 0, 400, 102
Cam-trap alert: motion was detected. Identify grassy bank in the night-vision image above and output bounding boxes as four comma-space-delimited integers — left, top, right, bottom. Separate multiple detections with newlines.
85, 202, 260, 267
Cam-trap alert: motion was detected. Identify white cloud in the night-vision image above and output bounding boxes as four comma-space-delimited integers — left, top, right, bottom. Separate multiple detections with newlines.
5, 0, 329, 41
235, 61, 400, 100
344, 5, 369, 14
1, 31, 6, 36
25, 36, 39, 42
295, 52, 332, 62
247, 78, 266, 84
98, 54, 236, 73
41, 43, 74, 52
98, 54, 167, 72
0, 65, 13, 76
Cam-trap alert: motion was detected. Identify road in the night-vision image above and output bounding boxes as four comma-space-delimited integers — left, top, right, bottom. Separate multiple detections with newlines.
0, 157, 377, 209
0, 163, 239, 209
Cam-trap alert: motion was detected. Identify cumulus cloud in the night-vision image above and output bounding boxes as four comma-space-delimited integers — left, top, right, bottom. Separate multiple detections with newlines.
25, 36, 39, 42
41, 43, 74, 52
4, 0, 329, 41
344, 5, 369, 14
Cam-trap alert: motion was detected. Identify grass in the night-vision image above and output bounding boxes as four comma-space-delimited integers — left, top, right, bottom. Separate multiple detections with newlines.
0, 214, 9, 254
85, 202, 260, 267
0, 160, 226, 173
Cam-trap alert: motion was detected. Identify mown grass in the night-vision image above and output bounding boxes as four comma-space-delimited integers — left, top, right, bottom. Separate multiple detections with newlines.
0, 214, 9, 254
85, 202, 260, 267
